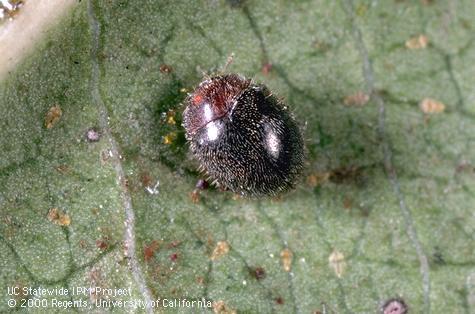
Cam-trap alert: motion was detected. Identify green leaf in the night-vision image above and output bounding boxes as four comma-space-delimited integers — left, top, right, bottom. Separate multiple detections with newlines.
1, 0, 475, 313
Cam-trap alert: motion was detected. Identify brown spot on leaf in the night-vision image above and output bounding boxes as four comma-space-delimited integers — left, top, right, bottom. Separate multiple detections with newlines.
405, 34, 429, 49
261, 62, 272, 75
169, 252, 178, 262
329, 249, 346, 278
280, 248, 293, 272
167, 240, 182, 249
159, 64, 173, 74
307, 172, 330, 187
343, 91, 370, 107
190, 189, 201, 203
79, 239, 87, 249
96, 238, 109, 250
47, 208, 71, 226
275, 297, 284, 305
419, 98, 445, 114
456, 160, 473, 173
313, 39, 331, 52
249, 266, 266, 280
92, 207, 103, 215
45, 105, 62, 129
196, 276, 205, 285
55, 164, 70, 174
330, 166, 365, 184
140, 171, 152, 187
212, 300, 236, 314
343, 197, 352, 209
144, 240, 160, 262
211, 241, 230, 261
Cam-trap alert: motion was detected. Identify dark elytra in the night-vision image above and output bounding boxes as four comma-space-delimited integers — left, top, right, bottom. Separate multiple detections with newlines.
183, 74, 304, 197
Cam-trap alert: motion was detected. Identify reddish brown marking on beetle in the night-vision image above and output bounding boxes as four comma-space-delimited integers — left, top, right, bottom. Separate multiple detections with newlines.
191, 74, 250, 112
193, 93, 203, 105
184, 74, 251, 138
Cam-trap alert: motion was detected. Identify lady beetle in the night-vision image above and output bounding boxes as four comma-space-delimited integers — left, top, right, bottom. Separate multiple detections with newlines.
183, 74, 303, 197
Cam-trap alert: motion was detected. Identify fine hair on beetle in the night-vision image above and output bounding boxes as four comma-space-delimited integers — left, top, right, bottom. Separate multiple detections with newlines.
182, 56, 305, 197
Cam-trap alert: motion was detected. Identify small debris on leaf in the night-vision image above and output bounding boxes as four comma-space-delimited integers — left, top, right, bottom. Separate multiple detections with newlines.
275, 297, 284, 305
47, 208, 71, 226
280, 248, 293, 272
381, 298, 408, 314
86, 127, 101, 142
45, 105, 62, 129
329, 249, 346, 278
195, 179, 209, 190
405, 34, 429, 49
419, 98, 445, 114
145, 179, 160, 195
211, 241, 230, 261
343, 91, 370, 107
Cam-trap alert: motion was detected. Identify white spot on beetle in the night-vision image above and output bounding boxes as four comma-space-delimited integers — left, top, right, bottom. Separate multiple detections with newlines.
206, 121, 220, 141
203, 103, 213, 121
266, 129, 280, 158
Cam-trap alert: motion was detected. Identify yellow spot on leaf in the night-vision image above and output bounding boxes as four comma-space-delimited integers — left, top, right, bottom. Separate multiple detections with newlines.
167, 116, 176, 125
166, 109, 176, 125
419, 98, 445, 114
405, 34, 429, 49
45, 105, 62, 129
163, 132, 176, 144
329, 249, 346, 278
343, 91, 370, 107
280, 248, 293, 272
47, 208, 71, 226
211, 241, 230, 261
